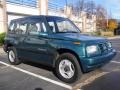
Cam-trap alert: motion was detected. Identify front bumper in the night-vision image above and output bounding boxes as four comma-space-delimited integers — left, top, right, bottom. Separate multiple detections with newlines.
81, 49, 116, 72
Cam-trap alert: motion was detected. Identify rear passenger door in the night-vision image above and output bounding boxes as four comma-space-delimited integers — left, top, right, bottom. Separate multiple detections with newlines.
8, 20, 28, 54
21, 18, 54, 66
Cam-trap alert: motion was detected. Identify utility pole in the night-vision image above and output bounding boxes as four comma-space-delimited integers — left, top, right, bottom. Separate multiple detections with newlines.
72, 0, 74, 10
106, 8, 109, 28
109, 8, 112, 19
81, 0, 84, 11
65, 0, 68, 14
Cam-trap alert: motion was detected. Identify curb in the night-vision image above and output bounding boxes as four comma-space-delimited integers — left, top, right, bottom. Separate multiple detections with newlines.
107, 36, 120, 40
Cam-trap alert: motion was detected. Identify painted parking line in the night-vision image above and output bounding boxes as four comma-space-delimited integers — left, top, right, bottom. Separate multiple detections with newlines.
112, 44, 120, 47
111, 61, 120, 64
117, 51, 120, 53
0, 61, 72, 90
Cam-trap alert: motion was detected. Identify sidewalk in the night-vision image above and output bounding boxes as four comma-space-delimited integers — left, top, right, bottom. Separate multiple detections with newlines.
0, 47, 6, 55
107, 36, 120, 40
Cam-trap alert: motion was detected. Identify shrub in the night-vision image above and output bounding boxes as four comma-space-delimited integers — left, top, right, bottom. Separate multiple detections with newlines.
0, 33, 6, 46
91, 31, 101, 36
101, 31, 114, 37
108, 19, 118, 31
82, 31, 101, 36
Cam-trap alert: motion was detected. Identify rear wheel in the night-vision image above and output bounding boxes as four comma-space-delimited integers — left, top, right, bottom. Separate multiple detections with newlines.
55, 53, 82, 83
8, 47, 21, 65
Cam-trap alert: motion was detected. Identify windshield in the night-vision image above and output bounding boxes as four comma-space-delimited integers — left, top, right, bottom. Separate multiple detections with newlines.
46, 17, 81, 33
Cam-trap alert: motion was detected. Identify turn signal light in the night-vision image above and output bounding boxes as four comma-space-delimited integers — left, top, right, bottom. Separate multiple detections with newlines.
73, 42, 81, 45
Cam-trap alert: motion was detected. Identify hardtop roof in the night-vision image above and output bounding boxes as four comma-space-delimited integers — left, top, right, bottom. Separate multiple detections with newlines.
11, 15, 67, 22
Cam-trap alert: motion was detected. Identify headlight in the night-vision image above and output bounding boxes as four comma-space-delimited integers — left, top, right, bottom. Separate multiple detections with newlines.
86, 45, 98, 54
86, 45, 100, 57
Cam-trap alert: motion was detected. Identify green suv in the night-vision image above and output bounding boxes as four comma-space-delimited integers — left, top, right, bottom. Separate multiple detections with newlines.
3, 16, 116, 83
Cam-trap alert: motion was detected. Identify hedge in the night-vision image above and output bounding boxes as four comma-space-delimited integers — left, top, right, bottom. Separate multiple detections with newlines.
101, 31, 114, 37
0, 33, 6, 46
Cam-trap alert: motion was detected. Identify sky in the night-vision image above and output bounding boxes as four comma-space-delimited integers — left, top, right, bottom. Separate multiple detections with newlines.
50, 0, 120, 19
95, 0, 120, 19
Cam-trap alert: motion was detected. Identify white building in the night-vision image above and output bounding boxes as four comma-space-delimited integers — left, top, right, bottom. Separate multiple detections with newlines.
0, 0, 96, 33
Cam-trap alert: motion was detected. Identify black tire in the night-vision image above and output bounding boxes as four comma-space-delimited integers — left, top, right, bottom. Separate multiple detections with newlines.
55, 53, 82, 83
8, 47, 21, 65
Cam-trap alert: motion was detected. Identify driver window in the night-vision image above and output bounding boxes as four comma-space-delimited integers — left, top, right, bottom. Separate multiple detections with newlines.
57, 21, 65, 32
57, 21, 75, 32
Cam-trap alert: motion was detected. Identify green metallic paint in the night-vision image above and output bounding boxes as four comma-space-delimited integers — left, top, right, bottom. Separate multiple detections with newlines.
4, 16, 116, 73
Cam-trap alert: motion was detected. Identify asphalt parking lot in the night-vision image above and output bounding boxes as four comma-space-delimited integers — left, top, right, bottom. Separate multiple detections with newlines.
0, 38, 120, 90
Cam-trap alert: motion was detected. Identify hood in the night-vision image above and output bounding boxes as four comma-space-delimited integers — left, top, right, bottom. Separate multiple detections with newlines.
49, 33, 106, 42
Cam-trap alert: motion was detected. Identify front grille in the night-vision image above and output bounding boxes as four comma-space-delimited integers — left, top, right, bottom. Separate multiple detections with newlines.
99, 43, 109, 53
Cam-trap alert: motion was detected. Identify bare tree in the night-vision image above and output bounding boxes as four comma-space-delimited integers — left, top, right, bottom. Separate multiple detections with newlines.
72, 0, 96, 17
96, 5, 107, 30
73, 0, 86, 16
96, 5, 107, 20
78, 0, 85, 11
85, 1, 96, 14
71, 0, 108, 31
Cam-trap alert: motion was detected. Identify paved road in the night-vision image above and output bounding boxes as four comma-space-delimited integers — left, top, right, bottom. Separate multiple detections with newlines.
81, 38, 120, 90
0, 49, 71, 90
0, 38, 120, 90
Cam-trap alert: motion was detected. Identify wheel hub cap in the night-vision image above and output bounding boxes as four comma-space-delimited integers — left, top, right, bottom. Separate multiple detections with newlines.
59, 59, 75, 79
9, 50, 15, 62
64, 66, 70, 72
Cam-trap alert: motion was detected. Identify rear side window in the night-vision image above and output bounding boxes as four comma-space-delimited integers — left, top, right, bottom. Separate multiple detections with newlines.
9, 21, 27, 35
28, 21, 47, 35
15, 23, 27, 35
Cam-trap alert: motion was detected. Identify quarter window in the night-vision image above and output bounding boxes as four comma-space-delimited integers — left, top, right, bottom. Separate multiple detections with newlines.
9, 23, 15, 32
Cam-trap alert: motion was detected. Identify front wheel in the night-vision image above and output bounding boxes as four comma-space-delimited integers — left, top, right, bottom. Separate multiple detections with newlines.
55, 53, 82, 83
8, 47, 21, 65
